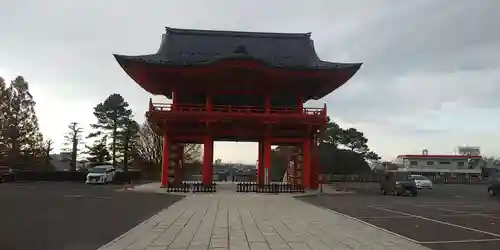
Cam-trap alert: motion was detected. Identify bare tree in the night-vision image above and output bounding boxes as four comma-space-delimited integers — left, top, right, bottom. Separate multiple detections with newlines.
43, 139, 54, 168
135, 122, 201, 165
63, 122, 84, 172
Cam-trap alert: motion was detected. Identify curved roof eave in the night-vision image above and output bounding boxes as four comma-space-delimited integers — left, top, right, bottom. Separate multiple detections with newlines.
309, 62, 363, 100
114, 53, 362, 72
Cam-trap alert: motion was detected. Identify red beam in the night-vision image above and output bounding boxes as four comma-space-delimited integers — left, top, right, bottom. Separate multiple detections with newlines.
269, 138, 307, 144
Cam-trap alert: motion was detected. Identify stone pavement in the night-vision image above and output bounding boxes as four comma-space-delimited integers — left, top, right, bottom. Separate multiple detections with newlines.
98, 191, 430, 250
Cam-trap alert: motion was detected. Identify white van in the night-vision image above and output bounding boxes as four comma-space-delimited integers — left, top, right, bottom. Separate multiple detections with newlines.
86, 165, 116, 184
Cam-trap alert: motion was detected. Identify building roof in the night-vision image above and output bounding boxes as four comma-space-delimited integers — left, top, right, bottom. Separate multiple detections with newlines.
397, 154, 482, 159
114, 27, 361, 71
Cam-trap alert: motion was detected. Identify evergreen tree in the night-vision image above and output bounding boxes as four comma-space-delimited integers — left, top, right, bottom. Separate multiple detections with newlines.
88, 94, 132, 167
115, 118, 139, 173
63, 122, 84, 172
86, 136, 111, 166
0, 77, 8, 162
3, 76, 42, 169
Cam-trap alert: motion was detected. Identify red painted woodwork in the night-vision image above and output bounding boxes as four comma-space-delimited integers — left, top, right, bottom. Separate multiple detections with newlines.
121, 58, 354, 100
151, 103, 325, 116
161, 133, 169, 187
202, 135, 214, 185
257, 140, 264, 184
116, 29, 362, 190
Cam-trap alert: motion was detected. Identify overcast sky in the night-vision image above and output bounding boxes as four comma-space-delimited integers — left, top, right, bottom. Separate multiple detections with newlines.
1, 0, 500, 163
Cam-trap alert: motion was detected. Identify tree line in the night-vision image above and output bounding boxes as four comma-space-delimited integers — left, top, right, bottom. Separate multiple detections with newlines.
270, 118, 381, 180
0, 75, 201, 174
1, 75, 379, 177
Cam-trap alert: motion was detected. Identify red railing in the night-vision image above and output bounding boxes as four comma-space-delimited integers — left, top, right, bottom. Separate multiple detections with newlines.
149, 101, 326, 117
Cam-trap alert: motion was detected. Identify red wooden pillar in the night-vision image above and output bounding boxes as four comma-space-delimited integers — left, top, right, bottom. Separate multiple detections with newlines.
202, 135, 214, 185
257, 139, 264, 185
302, 138, 311, 189
161, 132, 170, 187
263, 137, 271, 184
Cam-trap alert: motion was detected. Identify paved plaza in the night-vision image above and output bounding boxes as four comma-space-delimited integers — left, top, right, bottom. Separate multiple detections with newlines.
99, 191, 429, 250
11, 181, 492, 250
299, 185, 500, 250
0, 182, 182, 250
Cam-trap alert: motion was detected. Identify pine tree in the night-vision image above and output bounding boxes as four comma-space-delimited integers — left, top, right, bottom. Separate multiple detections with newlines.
88, 94, 132, 167
3, 76, 42, 169
116, 118, 139, 173
86, 136, 111, 166
63, 122, 84, 172
0, 77, 8, 163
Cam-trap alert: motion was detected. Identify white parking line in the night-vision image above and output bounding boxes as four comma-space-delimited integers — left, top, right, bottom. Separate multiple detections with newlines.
369, 205, 500, 237
356, 216, 412, 219
419, 238, 500, 244
356, 213, 487, 219
421, 201, 480, 205
317, 205, 419, 243
62, 194, 112, 199
416, 205, 500, 219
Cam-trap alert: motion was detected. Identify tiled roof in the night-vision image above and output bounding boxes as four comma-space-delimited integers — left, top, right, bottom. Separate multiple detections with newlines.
114, 27, 361, 71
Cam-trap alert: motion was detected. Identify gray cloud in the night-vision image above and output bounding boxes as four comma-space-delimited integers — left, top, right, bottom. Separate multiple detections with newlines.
2, 0, 500, 160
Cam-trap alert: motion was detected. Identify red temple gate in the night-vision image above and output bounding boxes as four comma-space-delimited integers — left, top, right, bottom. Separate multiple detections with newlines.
114, 27, 361, 190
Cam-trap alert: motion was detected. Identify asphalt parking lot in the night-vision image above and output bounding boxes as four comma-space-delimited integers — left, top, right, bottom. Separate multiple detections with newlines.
298, 184, 500, 250
0, 182, 183, 250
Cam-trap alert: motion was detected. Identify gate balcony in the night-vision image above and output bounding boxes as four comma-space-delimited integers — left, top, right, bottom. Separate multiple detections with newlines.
147, 101, 327, 125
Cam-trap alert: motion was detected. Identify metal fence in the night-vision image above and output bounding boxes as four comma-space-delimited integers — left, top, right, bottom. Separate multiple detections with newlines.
163, 182, 217, 193
236, 182, 305, 193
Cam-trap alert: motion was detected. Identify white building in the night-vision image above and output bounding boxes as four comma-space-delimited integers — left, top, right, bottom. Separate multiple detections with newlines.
394, 154, 482, 176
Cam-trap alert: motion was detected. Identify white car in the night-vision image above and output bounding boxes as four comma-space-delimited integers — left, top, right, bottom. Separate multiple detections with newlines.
86, 165, 116, 184
412, 175, 433, 189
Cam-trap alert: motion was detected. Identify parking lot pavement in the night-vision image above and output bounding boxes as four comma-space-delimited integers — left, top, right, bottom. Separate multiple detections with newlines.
0, 182, 183, 250
298, 185, 500, 250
